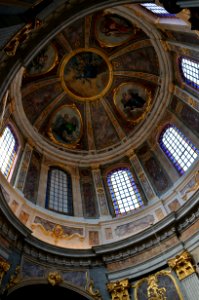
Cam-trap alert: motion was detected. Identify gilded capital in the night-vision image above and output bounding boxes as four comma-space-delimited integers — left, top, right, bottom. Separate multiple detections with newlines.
168, 250, 196, 280
107, 279, 130, 300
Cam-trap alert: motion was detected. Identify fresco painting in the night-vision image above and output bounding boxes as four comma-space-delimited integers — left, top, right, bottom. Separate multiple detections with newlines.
26, 44, 58, 76
60, 49, 112, 101
95, 13, 136, 47
48, 105, 82, 148
114, 82, 151, 124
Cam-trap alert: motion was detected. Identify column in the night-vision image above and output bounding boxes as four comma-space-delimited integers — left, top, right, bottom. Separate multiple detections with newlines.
14, 143, 33, 192
127, 150, 156, 201
168, 250, 199, 300
36, 159, 49, 207
91, 165, 110, 217
72, 166, 84, 217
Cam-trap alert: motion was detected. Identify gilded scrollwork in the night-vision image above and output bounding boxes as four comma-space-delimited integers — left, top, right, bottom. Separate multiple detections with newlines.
0, 257, 10, 286
47, 271, 63, 286
4, 19, 42, 56
86, 279, 102, 300
147, 274, 166, 300
31, 223, 84, 243
168, 250, 196, 280
107, 279, 130, 300
5, 266, 21, 291
133, 270, 183, 300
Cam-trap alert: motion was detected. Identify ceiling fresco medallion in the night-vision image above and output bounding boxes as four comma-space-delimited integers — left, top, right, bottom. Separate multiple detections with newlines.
25, 43, 58, 77
113, 82, 152, 125
47, 104, 83, 148
94, 13, 137, 47
59, 48, 113, 101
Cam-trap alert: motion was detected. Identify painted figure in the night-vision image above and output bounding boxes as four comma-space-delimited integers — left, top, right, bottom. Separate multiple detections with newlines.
100, 14, 132, 37
52, 113, 78, 143
121, 90, 146, 112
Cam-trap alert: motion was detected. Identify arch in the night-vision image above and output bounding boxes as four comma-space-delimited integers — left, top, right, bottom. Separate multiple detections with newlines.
4, 283, 93, 300
158, 124, 199, 175
179, 56, 199, 90
45, 166, 73, 215
0, 123, 20, 181
106, 166, 144, 216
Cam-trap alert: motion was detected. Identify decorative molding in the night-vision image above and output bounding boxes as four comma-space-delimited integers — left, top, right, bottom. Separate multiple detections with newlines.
4, 20, 42, 56
47, 271, 63, 286
0, 257, 10, 286
5, 266, 21, 291
31, 223, 84, 243
133, 270, 183, 300
107, 279, 130, 300
86, 279, 102, 300
168, 250, 196, 280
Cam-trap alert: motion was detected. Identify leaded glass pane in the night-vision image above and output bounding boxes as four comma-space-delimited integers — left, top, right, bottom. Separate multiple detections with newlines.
141, 3, 174, 17
107, 168, 144, 216
0, 126, 18, 178
46, 168, 73, 215
180, 57, 199, 90
159, 125, 199, 175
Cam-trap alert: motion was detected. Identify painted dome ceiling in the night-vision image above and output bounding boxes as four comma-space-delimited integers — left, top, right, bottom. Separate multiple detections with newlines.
20, 7, 163, 159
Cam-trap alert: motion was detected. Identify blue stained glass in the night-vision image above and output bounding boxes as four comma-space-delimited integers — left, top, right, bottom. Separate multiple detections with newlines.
159, 124, 199, 175
0, 125, 18, 179
45, 167, 73, 215
107, 167, 144, 216
141, 3, 175, 17
179, 57, 199, 90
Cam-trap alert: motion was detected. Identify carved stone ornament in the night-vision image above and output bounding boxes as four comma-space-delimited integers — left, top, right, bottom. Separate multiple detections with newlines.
86, 279, 102, 300
0, 257, 10, 285
31, 223, 84, 243
47, 271, 63, 286
5, 266, 21, 291
107, 279, 131, 300
147, 274, 166, 300
4, 19, 42, 56
168, 250, 196, 280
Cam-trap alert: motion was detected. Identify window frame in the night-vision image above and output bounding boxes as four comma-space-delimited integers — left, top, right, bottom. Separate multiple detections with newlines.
179, 56, 199, 91
0, 123, 20, 181
45, 166, 73, 216
158, 124, 199, 175
106, 166, 144, 217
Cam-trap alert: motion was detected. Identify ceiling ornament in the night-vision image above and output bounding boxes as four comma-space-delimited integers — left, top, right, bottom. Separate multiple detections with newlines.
59, 48, 113, 101
25, 43, 59, 77
94, 12, 138, 47
113, 82, 152, 124
31, 223, 84, 243
47, 104, 83, 149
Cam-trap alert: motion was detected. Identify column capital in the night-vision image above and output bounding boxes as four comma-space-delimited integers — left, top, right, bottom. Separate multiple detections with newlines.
168, 250, 196, 280
107, 279, 130, 300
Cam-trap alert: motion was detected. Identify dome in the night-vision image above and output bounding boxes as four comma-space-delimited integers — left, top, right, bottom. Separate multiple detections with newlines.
0, 1, 199, 299
17, 6, 164, 165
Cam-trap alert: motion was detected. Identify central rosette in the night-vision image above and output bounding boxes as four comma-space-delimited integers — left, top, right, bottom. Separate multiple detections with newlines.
60, 48, 113, 101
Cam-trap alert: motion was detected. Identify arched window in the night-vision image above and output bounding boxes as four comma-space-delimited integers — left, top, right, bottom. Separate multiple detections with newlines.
0, 125, 18, 179
159, 124, 199, 175
107, 167, 144, 216
179, 57, 199, 90
45, 167, 73, 215
141, 3, 174, 17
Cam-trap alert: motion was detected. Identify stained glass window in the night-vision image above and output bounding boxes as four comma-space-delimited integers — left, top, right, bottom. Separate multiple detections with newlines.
45, 167, 73, 215
180, 57, 199, 90
159, 124, 199, 175
107, 167, 144, 216
141, 3, 174, 17
0, 125, 18, 179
